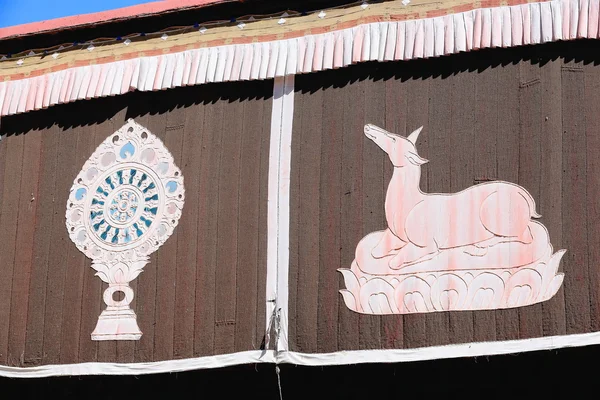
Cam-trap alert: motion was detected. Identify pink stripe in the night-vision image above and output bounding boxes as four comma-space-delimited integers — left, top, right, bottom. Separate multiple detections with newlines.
511, 6, 523, 46
454, 13, 467, 52
110, 62, 124, 95
445, 15, 455, 54
34, 75, 46, 110
87, 65, 99, 99
313, 35, 324, 71
588, 0, 599, 38
172, 53, 185, 86
343, 29, 354, 65
333, 31, 344, 68
579, 0, 590, 37
182, 52, 192, 85
491, 7, 503, 48
130, 59, 140, 89
570, 0, 579, 39
424, 18, 435, 58
9, 81, 21, 115
69, 69, 83, 101
522, 4, 531, 45
77, 65, 91, 99
40, 74, 51, 108
2, 82, 13, 115
18, 80, 30, 113
241, 44, 254, 80
152, 56, 165, 91
296, 37, 306, 73
353, 26, 364, 62
562, 0, 571, 40
395, 22, 405, 60
362, 25, 371, 61
414, 20, 425, 58
24, 79, 36, 113
230, 45, 244, 81
481, 9, 492, 48
323, 32, 335, 69
286, 39, 297, 75
541, 2, 553, 42
502, 7, 512, 47
266, 41, 279, 78
122, 61, 134, 93
58, 69, 72, 104
530, 3, 542, 44
223, 46, 235, 81
405, 20, 416, 59
302, 37, 314, 73
49, 72, 63, 105
377, 22, 388, 61
385, 22, 397, 60
95, 64, 108, 97
464, 10, 474, 50
163, 54, 176, 88
473, 9, 482, 49
189, 50, 201, 84
369, 23, 379, 60
104, 64, 117, 96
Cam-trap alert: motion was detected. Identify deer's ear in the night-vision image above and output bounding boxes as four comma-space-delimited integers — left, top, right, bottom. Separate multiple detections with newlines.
407, 126, 423, 146
406, 151, 429, 166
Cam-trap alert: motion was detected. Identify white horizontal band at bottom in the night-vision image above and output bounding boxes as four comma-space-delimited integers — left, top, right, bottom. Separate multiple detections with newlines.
1, 331, 599, 378
0, 350, 275, 378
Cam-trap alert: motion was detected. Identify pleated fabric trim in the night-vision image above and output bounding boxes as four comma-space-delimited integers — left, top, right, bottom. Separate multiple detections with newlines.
0, 0, 596, 117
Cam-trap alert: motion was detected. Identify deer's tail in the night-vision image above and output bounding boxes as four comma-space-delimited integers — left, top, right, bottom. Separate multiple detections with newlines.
520, 189, 541, 219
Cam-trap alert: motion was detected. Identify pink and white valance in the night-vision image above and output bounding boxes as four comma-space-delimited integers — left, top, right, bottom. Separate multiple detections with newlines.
0, 0, 597, 117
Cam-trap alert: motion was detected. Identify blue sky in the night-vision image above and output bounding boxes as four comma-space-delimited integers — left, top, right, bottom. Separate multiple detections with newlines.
0, 0, 156, 28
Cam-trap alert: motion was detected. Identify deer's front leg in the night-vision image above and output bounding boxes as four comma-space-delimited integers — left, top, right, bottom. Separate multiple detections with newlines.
388, 241, 440, 270
371, 228, 406, 259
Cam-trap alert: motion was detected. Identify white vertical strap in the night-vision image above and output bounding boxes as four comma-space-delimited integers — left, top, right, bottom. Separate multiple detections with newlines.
266, 74, 294, 353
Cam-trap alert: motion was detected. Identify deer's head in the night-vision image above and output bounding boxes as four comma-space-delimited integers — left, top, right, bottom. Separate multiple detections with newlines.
364, 124, 428, 168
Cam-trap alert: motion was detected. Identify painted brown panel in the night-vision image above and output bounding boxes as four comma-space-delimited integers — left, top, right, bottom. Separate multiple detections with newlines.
494, 60, 521, 341
584, 61, 600, 333
60, 105, 95, 363
338, 72, 364, 351
0, 133, 24, 364
133, 106, 167, 362
214, 96, 243, 355
539, 57, 566, 337
425, 74, 452, 347
154, 96, 185, 361
516, 61, 544, 339
316, 78, 344, 353
447, 66, 475, 346
295, 76, 323, 353
471, 64, 498, 343
360, 76, 385, 350
235, 83, 268, 353
8, 126, 42, 365
0, 80, 272, 367
97, 106, 129, 363
173, 96, 204, 360
193, 86, 222, 357
78, 121, 103, 363
561, 60, 591, 335
289, 43, 600, 353
402, 66, 433, 349
380, 74, 407, 349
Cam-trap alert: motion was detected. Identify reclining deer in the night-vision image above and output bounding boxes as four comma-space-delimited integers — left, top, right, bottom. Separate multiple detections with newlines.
365, 124, 541, 270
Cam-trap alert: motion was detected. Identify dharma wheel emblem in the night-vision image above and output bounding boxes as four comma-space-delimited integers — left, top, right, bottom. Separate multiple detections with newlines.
66, 119, 184, 340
